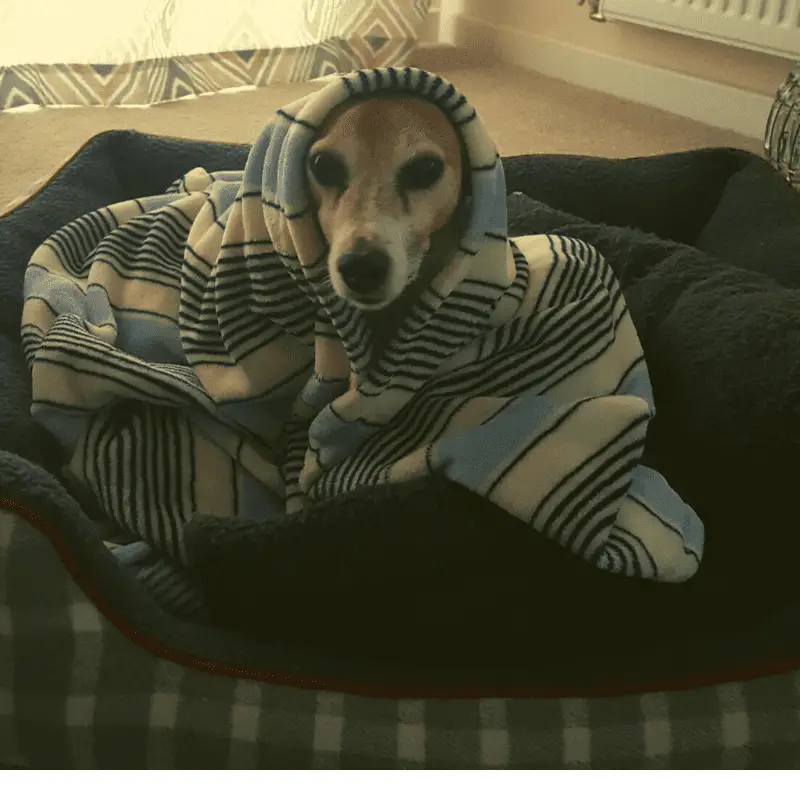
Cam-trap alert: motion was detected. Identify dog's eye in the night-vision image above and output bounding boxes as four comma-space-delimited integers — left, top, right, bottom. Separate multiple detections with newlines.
308, 150, 348, 190
397, 155, 445, 192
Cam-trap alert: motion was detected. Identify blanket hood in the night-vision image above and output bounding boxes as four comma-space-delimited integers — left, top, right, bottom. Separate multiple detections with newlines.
232, 68, 517, 384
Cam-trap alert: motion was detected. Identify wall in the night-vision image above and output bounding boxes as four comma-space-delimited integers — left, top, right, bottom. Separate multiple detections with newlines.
442, 0, 794, 97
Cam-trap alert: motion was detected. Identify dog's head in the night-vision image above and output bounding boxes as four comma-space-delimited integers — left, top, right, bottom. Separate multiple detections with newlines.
306, 96, 465, 310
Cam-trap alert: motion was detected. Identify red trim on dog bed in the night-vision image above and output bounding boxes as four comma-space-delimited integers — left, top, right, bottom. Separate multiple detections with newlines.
2, 496, 795, 701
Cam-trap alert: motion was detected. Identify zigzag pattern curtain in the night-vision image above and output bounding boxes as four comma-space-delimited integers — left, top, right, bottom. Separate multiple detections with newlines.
0, 0, 433, 111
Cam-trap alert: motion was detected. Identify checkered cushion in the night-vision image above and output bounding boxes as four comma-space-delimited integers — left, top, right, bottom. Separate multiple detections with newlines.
3, 510, 800, 768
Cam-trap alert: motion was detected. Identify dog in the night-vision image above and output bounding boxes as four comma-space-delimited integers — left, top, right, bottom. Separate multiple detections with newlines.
306, 95, 467, 354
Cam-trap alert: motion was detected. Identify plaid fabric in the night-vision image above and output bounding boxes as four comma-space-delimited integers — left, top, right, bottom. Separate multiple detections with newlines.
3, 511, 800, 768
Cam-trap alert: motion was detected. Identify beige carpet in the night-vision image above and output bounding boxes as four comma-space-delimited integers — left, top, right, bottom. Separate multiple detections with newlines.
0, 59, 762, 213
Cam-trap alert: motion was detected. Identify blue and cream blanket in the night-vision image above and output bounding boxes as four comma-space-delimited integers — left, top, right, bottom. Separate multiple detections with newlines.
21, 68, 704, 583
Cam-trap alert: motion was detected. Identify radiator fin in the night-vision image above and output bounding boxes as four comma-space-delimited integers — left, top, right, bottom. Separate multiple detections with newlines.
599, 0, 800, 58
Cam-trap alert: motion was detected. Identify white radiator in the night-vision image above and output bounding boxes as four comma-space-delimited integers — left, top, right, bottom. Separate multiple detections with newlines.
596, 0, 800, 59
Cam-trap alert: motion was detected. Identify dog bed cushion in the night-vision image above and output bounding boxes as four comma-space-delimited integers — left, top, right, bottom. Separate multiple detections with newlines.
2, 126, 800, 767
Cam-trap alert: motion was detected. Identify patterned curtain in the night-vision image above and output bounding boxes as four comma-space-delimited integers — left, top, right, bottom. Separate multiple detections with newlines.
0, 0, 433, 111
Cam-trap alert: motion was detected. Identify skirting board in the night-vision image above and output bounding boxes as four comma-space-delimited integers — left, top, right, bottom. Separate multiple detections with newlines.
418, 8, 441, 43
449, 13, 773, 142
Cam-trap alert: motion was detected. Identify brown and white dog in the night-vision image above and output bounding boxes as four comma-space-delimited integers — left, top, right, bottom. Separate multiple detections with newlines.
306, 96, 468, 352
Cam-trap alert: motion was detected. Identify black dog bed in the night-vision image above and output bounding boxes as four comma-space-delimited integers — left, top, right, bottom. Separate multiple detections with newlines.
2, 130, 800, 768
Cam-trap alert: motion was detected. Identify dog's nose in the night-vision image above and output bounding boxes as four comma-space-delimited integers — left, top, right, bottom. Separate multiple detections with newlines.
337, 244, 390, 295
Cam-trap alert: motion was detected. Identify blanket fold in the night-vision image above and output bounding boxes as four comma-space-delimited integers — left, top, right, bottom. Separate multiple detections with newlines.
21, 68, 704, 583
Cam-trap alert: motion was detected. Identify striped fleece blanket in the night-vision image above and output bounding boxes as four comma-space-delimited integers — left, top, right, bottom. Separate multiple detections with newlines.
21, 68, 704, 584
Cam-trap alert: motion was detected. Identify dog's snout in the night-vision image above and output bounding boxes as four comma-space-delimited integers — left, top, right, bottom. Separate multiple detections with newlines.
337, 242, 390, 295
